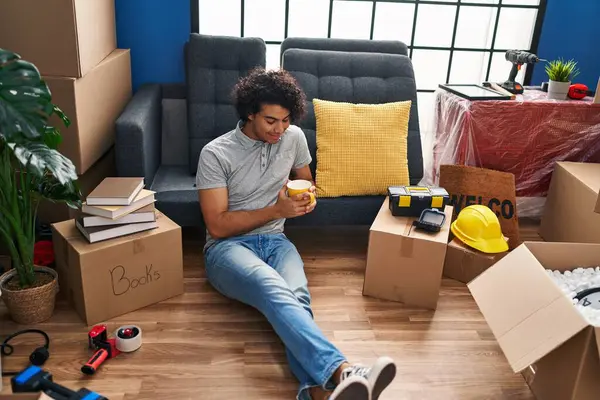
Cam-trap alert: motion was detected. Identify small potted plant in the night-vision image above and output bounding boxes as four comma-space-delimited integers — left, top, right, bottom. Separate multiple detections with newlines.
0, 48, 81, 324
545, 58, 580, 100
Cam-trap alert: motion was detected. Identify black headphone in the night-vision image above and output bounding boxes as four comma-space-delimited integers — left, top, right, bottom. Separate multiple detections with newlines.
1, 329, 50, 375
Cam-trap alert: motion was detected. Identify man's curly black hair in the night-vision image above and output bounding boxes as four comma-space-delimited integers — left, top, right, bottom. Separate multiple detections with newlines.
232, 68, 306, 123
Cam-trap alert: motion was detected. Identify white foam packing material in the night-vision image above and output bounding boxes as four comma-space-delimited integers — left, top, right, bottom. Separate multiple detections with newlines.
546, 267, 600, 327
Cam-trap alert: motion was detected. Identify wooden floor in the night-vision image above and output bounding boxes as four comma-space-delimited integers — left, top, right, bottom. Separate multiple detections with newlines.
1, 220, 543, 400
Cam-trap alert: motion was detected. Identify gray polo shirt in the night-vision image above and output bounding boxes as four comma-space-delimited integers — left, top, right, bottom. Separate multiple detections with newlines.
196, 120, 312, 250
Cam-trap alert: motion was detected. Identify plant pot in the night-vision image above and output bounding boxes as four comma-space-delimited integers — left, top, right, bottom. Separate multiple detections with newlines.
0, 265, 59, 324
547, 80, 571, 100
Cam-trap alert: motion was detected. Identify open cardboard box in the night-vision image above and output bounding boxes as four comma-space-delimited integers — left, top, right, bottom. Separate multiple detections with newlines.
468, 241, 600, 400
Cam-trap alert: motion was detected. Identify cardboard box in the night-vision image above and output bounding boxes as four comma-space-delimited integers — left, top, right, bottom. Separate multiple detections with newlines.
51, 211, 184, 325
442, 238, 508, 284
468, 241, 600, 400
44, 49, 132, 174
37, 147, 117, 225
0, 0, 116, 78
540, 162, 600, 244
363, 199, 453, 309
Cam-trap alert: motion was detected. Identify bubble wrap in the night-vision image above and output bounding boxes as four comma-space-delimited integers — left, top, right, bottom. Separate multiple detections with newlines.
546, 267, 600, 326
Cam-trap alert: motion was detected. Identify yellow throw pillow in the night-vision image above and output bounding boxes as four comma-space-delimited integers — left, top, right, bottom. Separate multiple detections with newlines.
313, 98, 411, 198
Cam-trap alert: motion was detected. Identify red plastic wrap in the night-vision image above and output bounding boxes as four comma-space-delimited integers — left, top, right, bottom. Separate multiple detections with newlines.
423, 89, 600, 218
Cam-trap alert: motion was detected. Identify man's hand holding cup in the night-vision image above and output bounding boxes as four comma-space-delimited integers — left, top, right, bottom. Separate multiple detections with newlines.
275, 179, 317, 218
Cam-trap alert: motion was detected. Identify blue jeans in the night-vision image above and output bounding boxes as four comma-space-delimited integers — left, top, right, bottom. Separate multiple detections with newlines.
204, 233, 347, 399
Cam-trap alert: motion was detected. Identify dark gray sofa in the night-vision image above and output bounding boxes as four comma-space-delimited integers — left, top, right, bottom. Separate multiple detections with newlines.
115, 34, 423, 228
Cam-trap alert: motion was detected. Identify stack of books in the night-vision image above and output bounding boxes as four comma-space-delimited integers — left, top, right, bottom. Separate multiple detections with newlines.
75, 177, 158, 243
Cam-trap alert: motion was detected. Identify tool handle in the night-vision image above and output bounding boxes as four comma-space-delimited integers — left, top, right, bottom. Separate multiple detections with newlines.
44, 389, 70, 400
488, 82, 516, 99
81, 348, 108, 375
508, 63, 520, 82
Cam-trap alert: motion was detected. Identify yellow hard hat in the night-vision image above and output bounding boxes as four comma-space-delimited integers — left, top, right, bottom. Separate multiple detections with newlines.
451, 205, 509, 254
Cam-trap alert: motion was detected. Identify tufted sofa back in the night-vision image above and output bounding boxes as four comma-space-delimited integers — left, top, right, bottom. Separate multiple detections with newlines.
282, 48, 423, 184
185, 33, 266, 174
280, 37, 408, 59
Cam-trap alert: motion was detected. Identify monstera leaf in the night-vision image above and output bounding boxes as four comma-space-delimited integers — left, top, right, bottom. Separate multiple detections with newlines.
9, 142, 78, 187
0, 48, 76, 189
37, 175, 82, 209
0, 48, 80, 289
0, 49, 70, 142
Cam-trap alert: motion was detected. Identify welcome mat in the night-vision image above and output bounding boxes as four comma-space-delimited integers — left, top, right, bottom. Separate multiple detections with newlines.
439, 164, 520, 249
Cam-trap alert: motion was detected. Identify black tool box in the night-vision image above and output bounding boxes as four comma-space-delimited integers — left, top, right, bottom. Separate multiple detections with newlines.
388, 186, 450, 217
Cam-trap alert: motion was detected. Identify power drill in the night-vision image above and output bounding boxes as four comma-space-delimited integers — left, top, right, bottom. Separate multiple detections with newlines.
500, 50, 543, 95
11, 365, 107, 399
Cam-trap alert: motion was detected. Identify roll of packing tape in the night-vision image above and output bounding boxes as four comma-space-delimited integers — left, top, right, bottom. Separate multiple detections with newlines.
115, 325, 142, 353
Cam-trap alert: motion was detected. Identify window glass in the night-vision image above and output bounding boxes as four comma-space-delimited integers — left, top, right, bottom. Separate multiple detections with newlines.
244, 0, 286, 41
414, 5, 457, 47
330, 1, 373, 40
449, 51, 491, 84
372, 2, 415, 43
455, 6, 497, 49
197, 0, 544, 140
199, 0, 241, 37
494, 8, 538, 50
412, 50, 452, 91
288, 0, 330, 38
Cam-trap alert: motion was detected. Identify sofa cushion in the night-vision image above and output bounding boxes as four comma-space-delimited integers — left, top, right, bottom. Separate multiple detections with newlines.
312, 99, 412, 197
280, 37, 409, 58
150, 165, 203, 227
282, 48, 423, 185
284, 195, 387, 226
185, 33, 266, 175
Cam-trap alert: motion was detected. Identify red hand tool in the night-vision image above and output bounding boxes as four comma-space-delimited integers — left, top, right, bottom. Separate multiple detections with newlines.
81, 325, 121, 375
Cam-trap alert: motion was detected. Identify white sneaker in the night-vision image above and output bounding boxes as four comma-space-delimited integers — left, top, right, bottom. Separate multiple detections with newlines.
338, 357, 397, 400
366, 357, 397, 400
328, 373, 370, 400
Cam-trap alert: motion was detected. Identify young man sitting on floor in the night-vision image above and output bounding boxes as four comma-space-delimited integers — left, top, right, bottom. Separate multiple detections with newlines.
196, 67, 397, 400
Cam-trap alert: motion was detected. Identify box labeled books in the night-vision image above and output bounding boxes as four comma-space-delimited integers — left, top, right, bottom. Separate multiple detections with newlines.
51, 177, 184, 324
51, 211, 183, 325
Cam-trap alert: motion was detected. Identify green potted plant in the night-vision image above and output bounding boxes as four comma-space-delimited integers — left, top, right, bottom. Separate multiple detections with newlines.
545, 58, 580, 100
0, 48, 81, 324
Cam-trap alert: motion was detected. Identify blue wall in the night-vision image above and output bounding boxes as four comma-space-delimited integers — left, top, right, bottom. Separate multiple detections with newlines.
115, 0, 190, 92
532, 0, 600, 89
